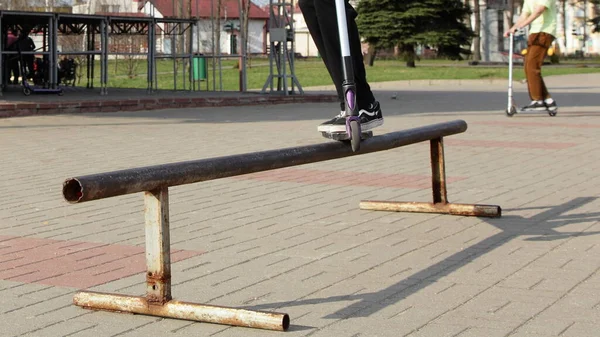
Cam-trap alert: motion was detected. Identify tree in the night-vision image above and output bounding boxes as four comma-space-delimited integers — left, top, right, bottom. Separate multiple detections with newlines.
0, 0, 33, 10
471, 0, 481, 61
238, 0, 251, 56
571, 0, 600, 47
215, 0, 223, 57
557, 0, 567, 51
356, 0, 473, 67
412, 0, 474, 60
587, 0, 600, 32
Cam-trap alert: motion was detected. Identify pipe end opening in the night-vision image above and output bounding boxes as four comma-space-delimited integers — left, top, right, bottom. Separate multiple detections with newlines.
282, 314, 290, 331
63, 178, 83, 203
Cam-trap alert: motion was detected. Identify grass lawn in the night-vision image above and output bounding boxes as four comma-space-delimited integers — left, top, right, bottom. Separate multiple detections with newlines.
73, 57, 600, 91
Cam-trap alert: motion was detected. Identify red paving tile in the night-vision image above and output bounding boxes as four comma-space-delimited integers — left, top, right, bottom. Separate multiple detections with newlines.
445, 138, 578, 150
236, 168, 465, 189
0, 235, 203, 289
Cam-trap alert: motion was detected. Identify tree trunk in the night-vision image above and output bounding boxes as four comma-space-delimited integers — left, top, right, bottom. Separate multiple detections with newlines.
244, 0, 251, 58
366, 44, 377, 66
463, 0, 474, 59
400, 43, 416, 68
561, 0, 567, 51
507, 0, 514, 26
472, 0, 481, 61
216, 0, 222, 56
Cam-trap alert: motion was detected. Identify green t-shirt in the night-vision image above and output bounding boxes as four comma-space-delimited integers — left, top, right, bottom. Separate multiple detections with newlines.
523, 0, 557, 36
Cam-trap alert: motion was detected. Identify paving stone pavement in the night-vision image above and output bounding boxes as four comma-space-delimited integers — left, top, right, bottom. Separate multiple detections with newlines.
1, 74, 600, 337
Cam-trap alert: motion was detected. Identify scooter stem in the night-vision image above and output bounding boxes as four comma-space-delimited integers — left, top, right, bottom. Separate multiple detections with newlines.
334, 0, 357, 117
507, 32, 514, 110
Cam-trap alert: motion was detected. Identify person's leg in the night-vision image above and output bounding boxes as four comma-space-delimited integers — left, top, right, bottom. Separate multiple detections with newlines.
522, 33, 545, 110
300, 0, 350, 133
537, 33, 556, 111
342, 1, 381, 129
523, 32, 553, 111
311, 0, 377, 109
9, 59, 20, 84
304, 0, 382, 131
24, 56, 34, 80
344, 3, 375, 109
2, 60, 8, 86
298, 0, 344, 111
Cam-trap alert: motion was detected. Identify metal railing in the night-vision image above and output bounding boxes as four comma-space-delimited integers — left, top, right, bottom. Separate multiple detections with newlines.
61, 120, 501, 331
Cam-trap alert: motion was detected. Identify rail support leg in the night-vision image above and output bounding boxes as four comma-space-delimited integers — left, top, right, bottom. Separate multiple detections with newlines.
145, 187, 172, 304
360, 137, 501, 218
72, 187, 290, 331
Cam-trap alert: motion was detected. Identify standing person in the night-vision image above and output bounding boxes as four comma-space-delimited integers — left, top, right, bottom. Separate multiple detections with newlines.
298, 0, 383, 133
20, 33, 36, 80
5, 30, 20, 84
504, 0, 557, 112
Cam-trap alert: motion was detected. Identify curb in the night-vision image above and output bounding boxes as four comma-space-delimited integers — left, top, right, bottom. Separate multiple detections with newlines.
0, 94, 338, 118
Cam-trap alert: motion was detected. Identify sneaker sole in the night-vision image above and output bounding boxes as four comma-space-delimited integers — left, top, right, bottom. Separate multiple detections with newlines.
328, 125, 347, 133
360, 118, 384, 131
317, 125, 332, 133
326, 118, 384, 133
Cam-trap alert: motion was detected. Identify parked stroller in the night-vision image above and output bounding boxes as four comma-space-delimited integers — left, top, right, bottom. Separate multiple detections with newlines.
58, 57, 77, 86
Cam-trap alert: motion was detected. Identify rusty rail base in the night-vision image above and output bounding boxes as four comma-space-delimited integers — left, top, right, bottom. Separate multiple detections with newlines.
73, 291, 290, 332
359, 201, 501, 218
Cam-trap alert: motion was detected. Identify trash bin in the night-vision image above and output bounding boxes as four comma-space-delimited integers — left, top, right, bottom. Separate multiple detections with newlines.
192, 54, 207, 81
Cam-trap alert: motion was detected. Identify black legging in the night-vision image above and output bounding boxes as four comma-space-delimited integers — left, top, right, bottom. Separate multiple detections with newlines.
298, 0, 375, 111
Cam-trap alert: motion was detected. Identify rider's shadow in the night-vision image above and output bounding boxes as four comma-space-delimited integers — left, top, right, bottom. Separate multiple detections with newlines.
494, 196, 600, 241
245, 196, 600, 321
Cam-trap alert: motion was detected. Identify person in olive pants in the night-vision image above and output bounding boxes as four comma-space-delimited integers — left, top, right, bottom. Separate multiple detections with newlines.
504, 0, 558, 112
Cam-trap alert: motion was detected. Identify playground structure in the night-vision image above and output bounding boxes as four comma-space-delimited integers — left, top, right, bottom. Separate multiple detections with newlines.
0, 10, 197, 96
1, 2, 304, 96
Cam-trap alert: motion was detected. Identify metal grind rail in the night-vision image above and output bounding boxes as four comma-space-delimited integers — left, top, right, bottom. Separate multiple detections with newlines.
62, 119, 501, 331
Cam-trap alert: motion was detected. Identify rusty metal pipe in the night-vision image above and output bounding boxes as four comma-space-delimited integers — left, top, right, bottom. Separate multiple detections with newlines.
144, 187, 171, 303
63, 120, 468, 203
430, 137, 448, 204
73, 291, 290, 331
359, 201, 501, 218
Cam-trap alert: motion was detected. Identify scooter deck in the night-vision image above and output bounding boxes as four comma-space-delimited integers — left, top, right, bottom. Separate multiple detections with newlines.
507, 106, 557, 117
321, 131, 373, 141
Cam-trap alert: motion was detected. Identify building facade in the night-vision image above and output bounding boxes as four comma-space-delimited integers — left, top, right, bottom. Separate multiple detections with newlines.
72, 0, 269, 55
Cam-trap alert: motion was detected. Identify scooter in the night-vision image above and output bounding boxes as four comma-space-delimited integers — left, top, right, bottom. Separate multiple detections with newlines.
320, 0, 371, 152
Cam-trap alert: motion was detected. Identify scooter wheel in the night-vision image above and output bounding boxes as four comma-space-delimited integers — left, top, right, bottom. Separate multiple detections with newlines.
58, 90, 64, 96
548, 110, 557, 117
505, 106, 517, 117
22, 87, 32, 96
350, 120, 361, 152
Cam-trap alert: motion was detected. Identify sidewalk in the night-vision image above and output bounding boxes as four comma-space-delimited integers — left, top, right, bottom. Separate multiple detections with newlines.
0, 85, 337, 118
0, 74, 599, 337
